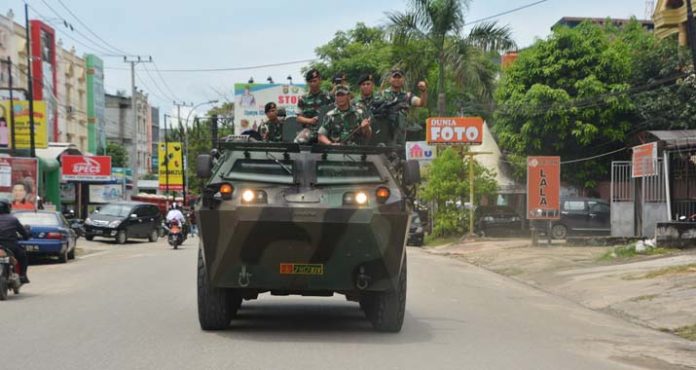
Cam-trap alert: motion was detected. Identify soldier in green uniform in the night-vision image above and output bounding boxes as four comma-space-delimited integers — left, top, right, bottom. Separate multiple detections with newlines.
318, 85, 371, 145
355, 73, 378, 110
259, 102, 283, 142
296, 68, 334, 143
379, 68, 428, 145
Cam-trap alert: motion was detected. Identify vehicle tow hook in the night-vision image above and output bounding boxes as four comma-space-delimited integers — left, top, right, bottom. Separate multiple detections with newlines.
356, 266, 370, 290
238, 265, 251, 288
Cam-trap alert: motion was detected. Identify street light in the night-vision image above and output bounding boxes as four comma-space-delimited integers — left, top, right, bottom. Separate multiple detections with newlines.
182, 100, 219, 206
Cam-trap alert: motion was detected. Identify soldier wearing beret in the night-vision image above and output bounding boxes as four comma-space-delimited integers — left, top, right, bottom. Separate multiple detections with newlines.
379, 68, 428, 145
318, 85, 371, 145
356, 73, 379, 110
259, 102, 284, 142
296, 68, 334, 143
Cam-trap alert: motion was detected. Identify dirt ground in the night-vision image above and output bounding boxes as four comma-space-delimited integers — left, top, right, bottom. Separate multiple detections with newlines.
425, 237, 696, 340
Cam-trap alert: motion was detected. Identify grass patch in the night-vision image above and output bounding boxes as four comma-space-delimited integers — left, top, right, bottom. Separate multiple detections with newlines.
424, 234, 462, 247
674, 324, 696, 341
643, 264, 696, 279
598, 244, 672, 261
629, 294, 659, 302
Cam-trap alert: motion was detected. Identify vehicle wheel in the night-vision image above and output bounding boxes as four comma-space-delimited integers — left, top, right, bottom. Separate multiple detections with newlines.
68, 247, 76, 260
364, 254, 407, 332
58, 248, 69, 263
0, 275, 8, 301
85, 235, 94, 241
551, 224, 568, 240
148, 229, 159, 242
116, 230, 128, 245
197, 249, 240, 330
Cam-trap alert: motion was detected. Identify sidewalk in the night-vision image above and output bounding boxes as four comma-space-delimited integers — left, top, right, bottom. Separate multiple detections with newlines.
424, 237, 696, 341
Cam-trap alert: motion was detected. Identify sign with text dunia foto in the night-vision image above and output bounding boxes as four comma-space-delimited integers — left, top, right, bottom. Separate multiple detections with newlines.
61, 155, 112, 181
426, 117, 483, 145
234, 83, 306, 135
526, 156, 561, 220
405, 141, 437, 162
631, 142, 657, 178
0, 100, 48, 149
158, 142, 183, 191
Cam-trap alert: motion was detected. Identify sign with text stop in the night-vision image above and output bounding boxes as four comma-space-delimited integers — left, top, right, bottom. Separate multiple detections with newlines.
426, 117, 484, 145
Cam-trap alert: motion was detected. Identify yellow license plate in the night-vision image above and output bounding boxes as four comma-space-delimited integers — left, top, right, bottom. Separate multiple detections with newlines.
279, 263, 324, 275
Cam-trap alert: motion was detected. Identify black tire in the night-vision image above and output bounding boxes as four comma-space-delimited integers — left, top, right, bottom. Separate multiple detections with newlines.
551, 224, 568, 240
116, 230, 128, 245
85, 235, 94, 241
148, 229, 159, 242
58, 247, 68, 263
0, 274, 8, 301
197, 249, 240, 330
364, 254, 407, 332
68, 247, 76, 260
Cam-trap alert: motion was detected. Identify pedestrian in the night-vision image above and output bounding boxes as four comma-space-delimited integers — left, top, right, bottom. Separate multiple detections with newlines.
295, 68, 333, 144
378, 68, 428, 145
259, 102, 284, 142
318, 85, 371, 145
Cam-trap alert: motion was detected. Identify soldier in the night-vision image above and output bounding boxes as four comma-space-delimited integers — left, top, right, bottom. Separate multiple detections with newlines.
379, 68, 428, 145
318, 85, 371, 145
259, 102, 283, 142
296, 68, 334, 143
355, 73, 379, 109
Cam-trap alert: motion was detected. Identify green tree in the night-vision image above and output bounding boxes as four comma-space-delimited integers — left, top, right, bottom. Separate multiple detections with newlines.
420, 147, 497, 236
388, 0, 515, 115
106, 141, 128, 167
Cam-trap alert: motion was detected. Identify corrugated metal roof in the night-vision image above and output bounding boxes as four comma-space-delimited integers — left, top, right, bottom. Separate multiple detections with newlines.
646, 130, 696, 149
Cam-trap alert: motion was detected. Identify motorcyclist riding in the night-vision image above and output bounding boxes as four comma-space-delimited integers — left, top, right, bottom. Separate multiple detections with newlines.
0, 199, 31, 283
166, 203, 187, 231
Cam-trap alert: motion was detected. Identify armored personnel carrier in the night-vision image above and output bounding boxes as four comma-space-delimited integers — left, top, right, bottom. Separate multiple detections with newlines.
195, 140, 420, 332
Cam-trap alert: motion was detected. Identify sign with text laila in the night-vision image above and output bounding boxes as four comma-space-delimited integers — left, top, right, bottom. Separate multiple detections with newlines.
526, 156, 561, 220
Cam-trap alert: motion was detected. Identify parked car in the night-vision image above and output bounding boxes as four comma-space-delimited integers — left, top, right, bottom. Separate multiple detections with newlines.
14, 211, 78, 263
407, 213, 425, 246
543, 197, 611, 239
84, 202, 162, 244
474, 206, 523, 237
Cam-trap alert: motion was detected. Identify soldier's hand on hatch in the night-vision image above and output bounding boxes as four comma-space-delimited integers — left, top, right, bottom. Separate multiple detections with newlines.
417, 81, 427, 93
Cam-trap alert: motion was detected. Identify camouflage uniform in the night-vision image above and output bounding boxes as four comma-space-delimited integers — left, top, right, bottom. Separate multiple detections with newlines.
378, 88, 414, 145
297, 90, 334, 138
318, 104, 370, 145
262, 119, 283, 142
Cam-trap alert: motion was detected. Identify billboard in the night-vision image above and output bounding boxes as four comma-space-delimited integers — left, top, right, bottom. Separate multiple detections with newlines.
61, 155, 112, 181
0, 157, 39, 211
158, 142, 183, 191
0, 100, 48, 149
234, 83, 306, 134
426, 117, 484, 145
89, 184, 124, 203
632, 142, 658, 178
526, 156, 561, 220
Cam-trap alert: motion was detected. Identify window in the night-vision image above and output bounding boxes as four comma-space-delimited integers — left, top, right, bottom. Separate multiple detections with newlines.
15, 212, 59, 226
590, 203, 610, 214
315, 161, 382, 185
224, 159, 295, 184
563, 201, 587, 211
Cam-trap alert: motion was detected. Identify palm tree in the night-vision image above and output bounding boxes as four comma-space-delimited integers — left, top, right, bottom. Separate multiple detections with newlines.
388, 0, 516, 115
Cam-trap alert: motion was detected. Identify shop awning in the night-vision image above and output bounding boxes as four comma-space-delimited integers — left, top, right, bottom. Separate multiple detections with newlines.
35, 145, 83, 171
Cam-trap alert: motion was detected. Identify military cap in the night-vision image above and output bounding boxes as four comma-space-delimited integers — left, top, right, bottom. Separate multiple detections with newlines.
264, 102, 277, 113
358, 73, 375, 85
333, 72, 347, 83
305, 68, 321, 81
390, 68, 404, 77
334, 85, 350, 95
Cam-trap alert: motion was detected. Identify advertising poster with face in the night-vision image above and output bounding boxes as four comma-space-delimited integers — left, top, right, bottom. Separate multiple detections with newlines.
0, 157, 39, 211
233, 83, 306, 135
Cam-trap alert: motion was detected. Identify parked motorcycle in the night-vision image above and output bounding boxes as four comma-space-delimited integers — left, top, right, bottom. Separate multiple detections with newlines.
166, 220, 185, 249
0, 246, 23, 300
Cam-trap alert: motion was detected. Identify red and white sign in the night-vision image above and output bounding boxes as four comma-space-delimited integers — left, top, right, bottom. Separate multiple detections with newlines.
632, 142, 657, 178
526, 156, 561, 220
61, 155, 112, 181
426, 117, 484, 145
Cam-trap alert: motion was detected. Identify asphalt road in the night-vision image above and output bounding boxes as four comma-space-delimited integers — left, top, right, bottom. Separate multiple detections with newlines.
1, 237, 694, 370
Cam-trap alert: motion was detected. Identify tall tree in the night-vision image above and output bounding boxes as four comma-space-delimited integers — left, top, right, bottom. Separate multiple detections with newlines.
106, 141, 128, 168
388, 0, 515, 115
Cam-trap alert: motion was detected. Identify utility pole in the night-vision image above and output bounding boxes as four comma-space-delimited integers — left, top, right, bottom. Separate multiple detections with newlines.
24, 3, 36, 158
123, 55, 152, 194
173, 100, 192, 206
164, 114, 170, 200
686, 0, 696, 70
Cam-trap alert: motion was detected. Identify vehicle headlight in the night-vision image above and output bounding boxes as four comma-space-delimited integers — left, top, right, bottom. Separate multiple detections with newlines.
482, 216, 495, 222
108, 220, 121, 228
240, 189, 268, 204
355, 192, 368, 205
512, 217, 521, 222
242, 189, 255, 203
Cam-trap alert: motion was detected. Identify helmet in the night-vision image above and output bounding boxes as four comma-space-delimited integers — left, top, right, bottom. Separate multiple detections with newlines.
0, 199, 11, 214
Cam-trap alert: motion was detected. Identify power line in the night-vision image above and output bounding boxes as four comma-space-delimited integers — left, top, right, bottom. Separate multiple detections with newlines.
54, 0, 131, 55
141, 65, 177, 102
149, 61, 180, 100
560, 147, 628, 164
467, 0, 551, 26
102, 58, 315, 73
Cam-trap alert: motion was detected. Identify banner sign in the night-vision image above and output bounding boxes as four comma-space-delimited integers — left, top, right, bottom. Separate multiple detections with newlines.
158, 142, 183, 191
233, 83, 306, 135
0, 100, 48, 149
0, 157, 39, 211
405, 141, 437, 162
61, 155, 112, 181
632, 142, 658, 178
526, 156, 561, 220
89, 184, 124, 203
426, 117, 484, 145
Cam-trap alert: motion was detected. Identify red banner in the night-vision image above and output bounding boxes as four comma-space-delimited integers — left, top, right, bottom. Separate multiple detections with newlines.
632, 142, 657, 178
0, 157, 39, 211
526, 156, 561, 220
61, 155, 112, 181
